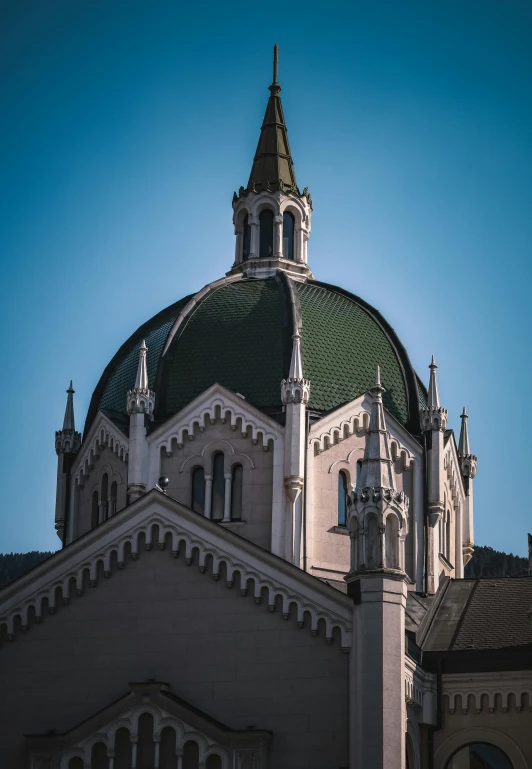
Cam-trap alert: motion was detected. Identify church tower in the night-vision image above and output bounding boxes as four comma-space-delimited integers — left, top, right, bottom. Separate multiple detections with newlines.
54, 382, 81, 544
231, 45, 313, 280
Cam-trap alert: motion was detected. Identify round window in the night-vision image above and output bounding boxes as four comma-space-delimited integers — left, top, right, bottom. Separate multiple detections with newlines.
445, 742, 513, 769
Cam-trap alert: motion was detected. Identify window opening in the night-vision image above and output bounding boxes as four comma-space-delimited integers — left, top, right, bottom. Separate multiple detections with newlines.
91, 491, 99, 530
282, 211, 295, 259
338, 470, 348, 526
110, 481, 118, 517
445, 743, 513, 769
101, 473, 109, 522
212, 452, 225, 520
259, 209, 274, 257
231, 464, 243, 520
191, 467, 205, 514
242, 214, 251, 261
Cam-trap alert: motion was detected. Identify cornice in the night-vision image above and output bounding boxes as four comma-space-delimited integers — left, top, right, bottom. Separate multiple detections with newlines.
0, 490, 352, 649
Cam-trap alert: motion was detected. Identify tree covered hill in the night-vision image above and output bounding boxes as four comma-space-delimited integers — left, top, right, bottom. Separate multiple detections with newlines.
465, 544, 529, 578
0, 544, 529, 589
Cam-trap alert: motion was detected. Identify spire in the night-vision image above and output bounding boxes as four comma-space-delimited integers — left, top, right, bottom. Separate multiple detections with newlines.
281, 332, 310, 405
55, 381, 81, 455
127, 341, 155, 420
420, 355, 448, 431
359, 366, 395, 489
458, 406, 477, 479
427, 355, 440, 409
458, 407, 471, 456
247, 45, 298, 195
63, 380, 76, 431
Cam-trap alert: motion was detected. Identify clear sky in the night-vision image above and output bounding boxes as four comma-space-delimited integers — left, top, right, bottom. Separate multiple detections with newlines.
1, 0, 531, 556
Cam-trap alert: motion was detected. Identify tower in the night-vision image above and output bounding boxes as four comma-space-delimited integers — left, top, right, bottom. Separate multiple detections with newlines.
345, 368, 409, 769
420, 356, 448, 593
281, 331, 310, 566
231, 45, 313, 280
126, 340, 155, 502
54, 382, 81, 544
458, 406, 477, 567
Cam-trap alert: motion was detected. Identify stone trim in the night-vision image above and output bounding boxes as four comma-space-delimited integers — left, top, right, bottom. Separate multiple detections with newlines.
0, 490, 352, 648
71, 412, 129, 487
442, 671, 532, 714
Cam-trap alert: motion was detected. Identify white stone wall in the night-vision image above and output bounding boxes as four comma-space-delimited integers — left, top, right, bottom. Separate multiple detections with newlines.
160, 420, 274, 551
76, 447, 127, 537
0, 545, 348, 769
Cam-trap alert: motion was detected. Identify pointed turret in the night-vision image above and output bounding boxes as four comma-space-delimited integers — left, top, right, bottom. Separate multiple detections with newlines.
54, 382, 81, 544
231, 46, 313, 278
247, 44, 298, 196
458, 407, 477, 570
421, 356, 448, 431
281, 332, 310, 405
126, 341, 156, 502
359, 366, 395, 490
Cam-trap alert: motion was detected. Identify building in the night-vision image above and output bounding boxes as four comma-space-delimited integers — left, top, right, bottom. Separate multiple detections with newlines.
1, 47, 531, 769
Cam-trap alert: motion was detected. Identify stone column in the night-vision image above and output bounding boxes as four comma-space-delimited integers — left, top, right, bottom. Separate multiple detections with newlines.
204, 475, 213, 519
347, 574, 407, 769
234, 225, 243, 264
274, 214, 283, 257
249, 219, 259, 258
223, 473, 232, 522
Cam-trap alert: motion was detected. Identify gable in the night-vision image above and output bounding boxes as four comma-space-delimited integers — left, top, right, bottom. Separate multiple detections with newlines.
1, 521, 349, 768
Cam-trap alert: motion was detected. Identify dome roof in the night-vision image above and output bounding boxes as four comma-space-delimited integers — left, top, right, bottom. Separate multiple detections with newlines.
85, 275, 425, 436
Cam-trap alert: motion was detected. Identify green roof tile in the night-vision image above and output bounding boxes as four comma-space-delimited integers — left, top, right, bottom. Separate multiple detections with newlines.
164, 279, 288, 414
296, 283, 408, 424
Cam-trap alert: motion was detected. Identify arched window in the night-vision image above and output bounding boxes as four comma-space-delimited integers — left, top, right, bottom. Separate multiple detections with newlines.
114, 727, 132, 769
366, 515, 378, 568
338, 471, 348, 526
231, 464, 243, 520
69, 759, 84, 769
101, 473, 109, 522
191, 467, 205, 514
160, 726, 177, 767
385, 515, 400, 570
110, 481, 117, 517
242, 214, 251, 261
183, 740, 200, 769
259, 209, 274, 257
445, 743, 513, 769
137, 712, 155, 768
91, 490, 99, 529
211, 452, 225, 520
356, 460, 363, 490
91, 742, 108, 769
282, 211, 295, 259
206, 755, 223, 769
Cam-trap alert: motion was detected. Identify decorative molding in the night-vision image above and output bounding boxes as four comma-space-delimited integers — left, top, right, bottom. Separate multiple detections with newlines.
179, 440, 255, 473
149, 384, 282, 454
442, 672, 532, 715
443, 440, 466, 506
0, 491, 352, 649
71, 413, 129, 487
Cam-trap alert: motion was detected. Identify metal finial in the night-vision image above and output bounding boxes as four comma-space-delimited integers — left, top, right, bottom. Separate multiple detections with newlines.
273, 44, 278, 84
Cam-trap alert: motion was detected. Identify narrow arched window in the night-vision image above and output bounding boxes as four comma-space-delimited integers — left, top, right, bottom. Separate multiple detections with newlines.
110, 481, 117, 516
242, 214, 251, 261
231, 464, 243, 520
282, 211, 295, 259
206, 755, 223, 769
91, 490, 99, 529
91, 742, 108, 769
385, 515, 400, 570
338, 471, 348, 526
211, 452, 225, 520
101, 473, 109, 522
446, 512, 451, 561
356, 460, 363, 490
183, 740, 200, 769
191, 467, 205, 514
259, 209, 274, 257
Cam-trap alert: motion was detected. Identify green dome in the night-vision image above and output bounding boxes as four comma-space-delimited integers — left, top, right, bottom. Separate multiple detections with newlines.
85, 275, 424, 436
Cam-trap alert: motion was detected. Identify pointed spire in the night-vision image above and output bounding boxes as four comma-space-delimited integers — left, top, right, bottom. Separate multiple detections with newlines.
135, 340, 149, 390
55, 381, 81, 455
127, 340, 156, 420
63, 381, 76, 431
458, 407, 471, 456
247, 45, 298, 195
281, 331, 310, 405
427, 355, 440, 409
420, 355, 448, 431
360, 366, 395, 489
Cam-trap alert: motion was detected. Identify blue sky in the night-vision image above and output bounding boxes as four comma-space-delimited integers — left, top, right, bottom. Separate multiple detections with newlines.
1, 0, 531, 556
